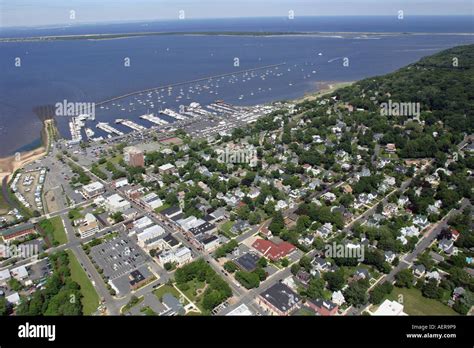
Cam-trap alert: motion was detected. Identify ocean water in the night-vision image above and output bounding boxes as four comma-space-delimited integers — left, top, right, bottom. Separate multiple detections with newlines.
0, 16, 473, 156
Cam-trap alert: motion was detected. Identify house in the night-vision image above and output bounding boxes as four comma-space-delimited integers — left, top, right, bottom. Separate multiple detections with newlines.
296, 270, 311, 286
372, 299, 407, 316
312, 257, 331, 272
413, 264, 426, 277
275, 200, 288, 211
438, 238, 454, 254
321, 192, 337, 203
332, 291, 345, 306
252, 239, 295, 262
158, 163, 175, 174
306, 299, 339, 316
383, 203, 398, 217
413, 215, 429, 229
400, 225, 420, 238
452, 287, 465, 301
316, 223, 333, 239
398, 196, 409, 207
258, 282, 301, 316
384, 251, 396, 263
231, 220, 250, 234
385, 143, 396, 153
354, 268, 370, 280
210, 208, 227, 222
425, 271, 441, 282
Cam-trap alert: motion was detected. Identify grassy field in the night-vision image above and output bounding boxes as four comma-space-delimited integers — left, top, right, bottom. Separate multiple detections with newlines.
66, 250, 100, 315
385, 287, 458, 316
0, 186, 11, 214
39, 216, 68, 245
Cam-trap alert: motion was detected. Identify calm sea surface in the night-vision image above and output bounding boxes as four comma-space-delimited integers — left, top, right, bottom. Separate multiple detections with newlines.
0, 16, 473, 156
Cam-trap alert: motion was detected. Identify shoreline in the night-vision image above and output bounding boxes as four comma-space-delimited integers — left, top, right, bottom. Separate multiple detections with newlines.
293, 81, 354, 103
0, 119, 54, 184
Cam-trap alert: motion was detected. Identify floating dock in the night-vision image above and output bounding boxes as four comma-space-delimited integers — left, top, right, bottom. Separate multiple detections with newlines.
115, 119, 147, 132
139, 113, 169, 126
96, 122, 124, 136
160, 108, 187, 120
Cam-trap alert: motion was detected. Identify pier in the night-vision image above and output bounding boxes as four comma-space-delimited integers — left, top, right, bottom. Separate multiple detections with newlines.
115, 119, 147, 132
96, 122, 124, 136
139, 113, 169, 126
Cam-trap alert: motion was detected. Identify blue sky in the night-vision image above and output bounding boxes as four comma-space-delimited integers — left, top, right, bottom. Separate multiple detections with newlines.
0, 0, 473, 27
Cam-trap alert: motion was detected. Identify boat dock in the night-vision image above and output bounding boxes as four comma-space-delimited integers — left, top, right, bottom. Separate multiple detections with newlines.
96, 122, 124, 136
69, 117, 84, 144
115, 119, 147, 132
139, 113, 169, 126
160, 108, 187, 120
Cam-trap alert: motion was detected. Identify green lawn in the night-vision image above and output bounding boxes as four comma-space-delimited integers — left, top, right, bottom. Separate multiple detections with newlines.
219, 221, 235, 238
68, 207, 84, 220
39, 216, 68, 245
177, 280, 206, 307
66, 250, 100, 315
154, 203, 171, 214
385, 287, 458, 316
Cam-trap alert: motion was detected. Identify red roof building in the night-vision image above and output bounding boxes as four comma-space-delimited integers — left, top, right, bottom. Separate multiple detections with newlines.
252, 239, 295, 261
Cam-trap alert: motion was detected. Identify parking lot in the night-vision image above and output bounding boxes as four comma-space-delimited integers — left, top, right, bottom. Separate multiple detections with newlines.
89, 235, 148, 280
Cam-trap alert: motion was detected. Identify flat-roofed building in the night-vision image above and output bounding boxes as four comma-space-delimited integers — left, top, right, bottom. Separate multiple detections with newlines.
105, 194, 131, 213
137, 225, 165, 248
258, 282, 301, 316
82, 182, 105, 199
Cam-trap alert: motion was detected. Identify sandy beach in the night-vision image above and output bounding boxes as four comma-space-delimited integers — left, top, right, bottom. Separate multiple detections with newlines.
294, 81, 354, 103
0, 119, 53, 184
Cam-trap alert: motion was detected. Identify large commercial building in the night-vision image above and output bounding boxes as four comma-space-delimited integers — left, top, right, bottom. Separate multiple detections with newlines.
82, 182, 105, 199
124, 146, 145, 168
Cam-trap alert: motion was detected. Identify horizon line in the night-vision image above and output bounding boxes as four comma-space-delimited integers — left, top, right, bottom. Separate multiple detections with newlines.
2, 14, 473, 30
